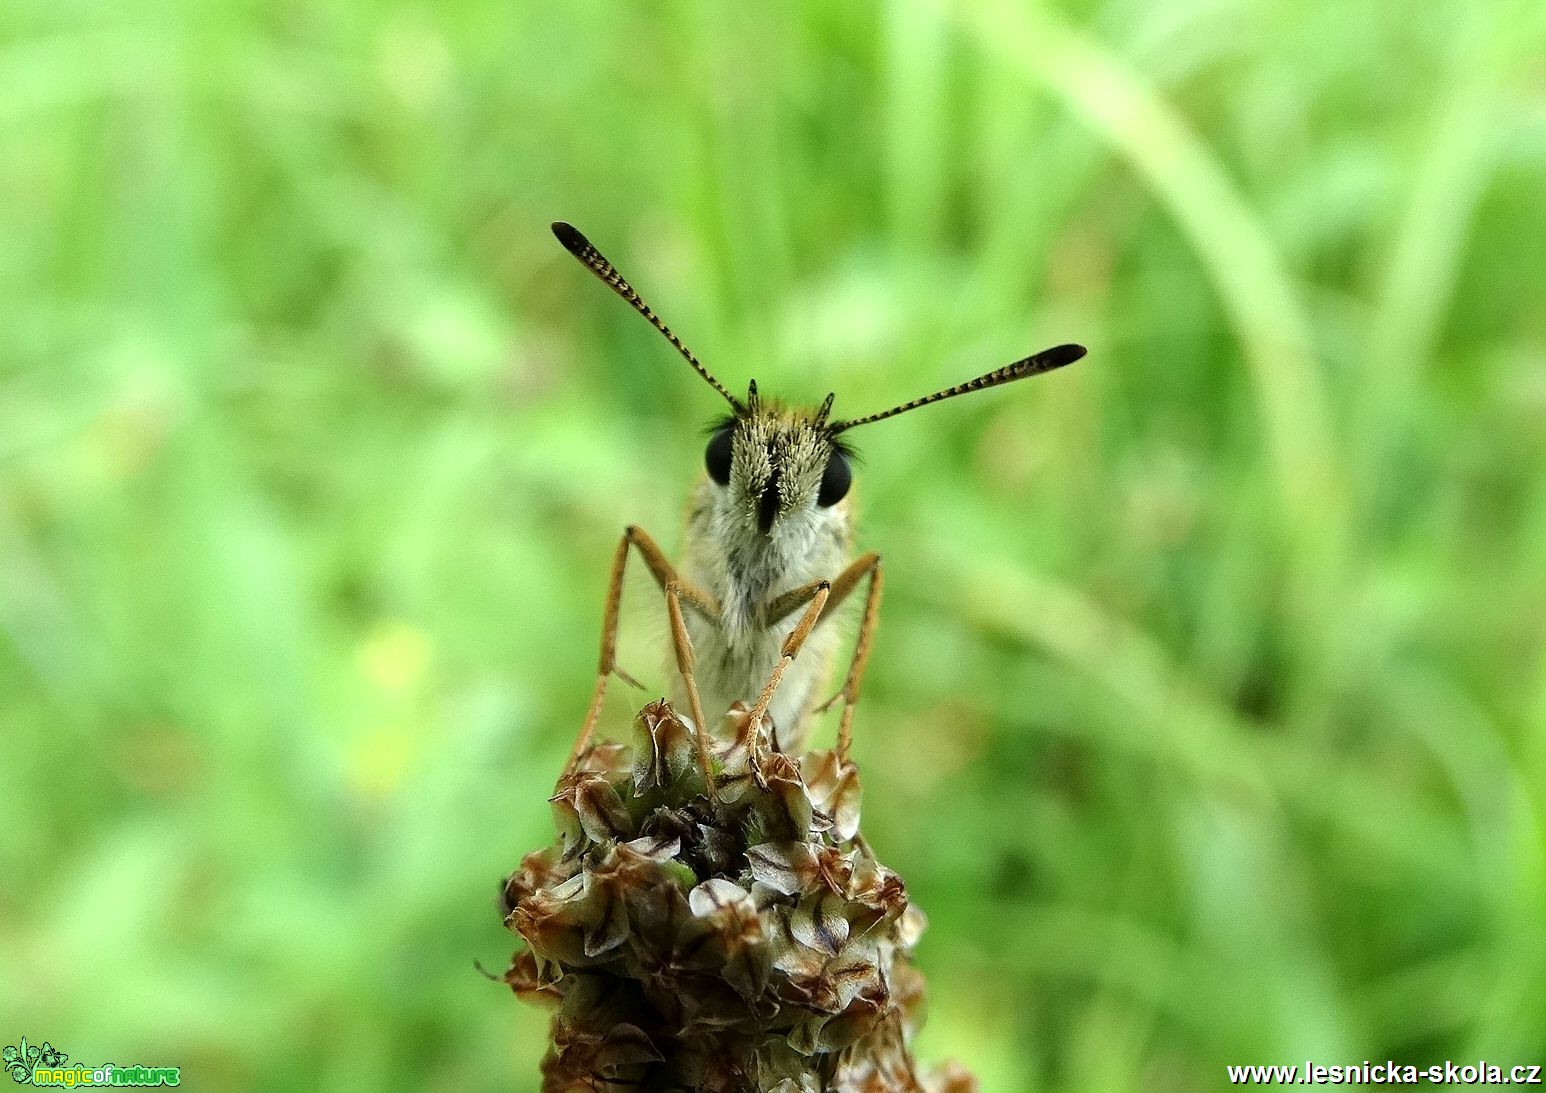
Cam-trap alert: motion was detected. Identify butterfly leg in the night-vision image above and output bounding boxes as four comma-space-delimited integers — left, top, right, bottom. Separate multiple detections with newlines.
564, 525, 719, 788
664, 579, 717, 797
741, 581, 831, 770
812, 552, 884, 762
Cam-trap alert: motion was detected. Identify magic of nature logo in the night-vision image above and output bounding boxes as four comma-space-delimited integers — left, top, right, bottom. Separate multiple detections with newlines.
3, 1039, 180, 1087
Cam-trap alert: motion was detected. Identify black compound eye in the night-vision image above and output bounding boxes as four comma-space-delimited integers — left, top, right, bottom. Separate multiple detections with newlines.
817, 450, 851, 506
705, 425, 734, 485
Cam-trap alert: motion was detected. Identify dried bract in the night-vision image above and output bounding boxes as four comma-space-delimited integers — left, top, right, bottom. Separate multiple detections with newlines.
498, 701, 973, 1092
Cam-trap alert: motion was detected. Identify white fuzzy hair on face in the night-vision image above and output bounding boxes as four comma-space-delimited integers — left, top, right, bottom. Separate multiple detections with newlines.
678, 403, 854, 752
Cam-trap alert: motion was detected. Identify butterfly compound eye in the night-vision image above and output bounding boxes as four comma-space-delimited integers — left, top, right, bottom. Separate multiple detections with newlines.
705, 425, 734, 485
817, 450, 851, 506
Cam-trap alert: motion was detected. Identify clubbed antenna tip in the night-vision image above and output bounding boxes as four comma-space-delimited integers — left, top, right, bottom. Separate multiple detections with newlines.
550, 220, 589, 256
1040, 342, 1087, 368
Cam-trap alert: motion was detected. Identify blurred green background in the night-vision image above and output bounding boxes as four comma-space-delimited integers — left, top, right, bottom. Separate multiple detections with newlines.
4, 0, 1546, 1088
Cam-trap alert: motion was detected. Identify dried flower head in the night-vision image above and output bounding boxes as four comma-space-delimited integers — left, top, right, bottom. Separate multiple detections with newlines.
497, 700, 974, 1092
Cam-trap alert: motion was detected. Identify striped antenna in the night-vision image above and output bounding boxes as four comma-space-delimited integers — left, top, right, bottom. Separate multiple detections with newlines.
829, 343, 1086, 433
552, 222, 743, 412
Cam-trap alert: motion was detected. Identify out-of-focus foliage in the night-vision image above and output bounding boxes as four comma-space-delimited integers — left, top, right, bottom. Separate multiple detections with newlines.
2, 0, 1544, 1089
